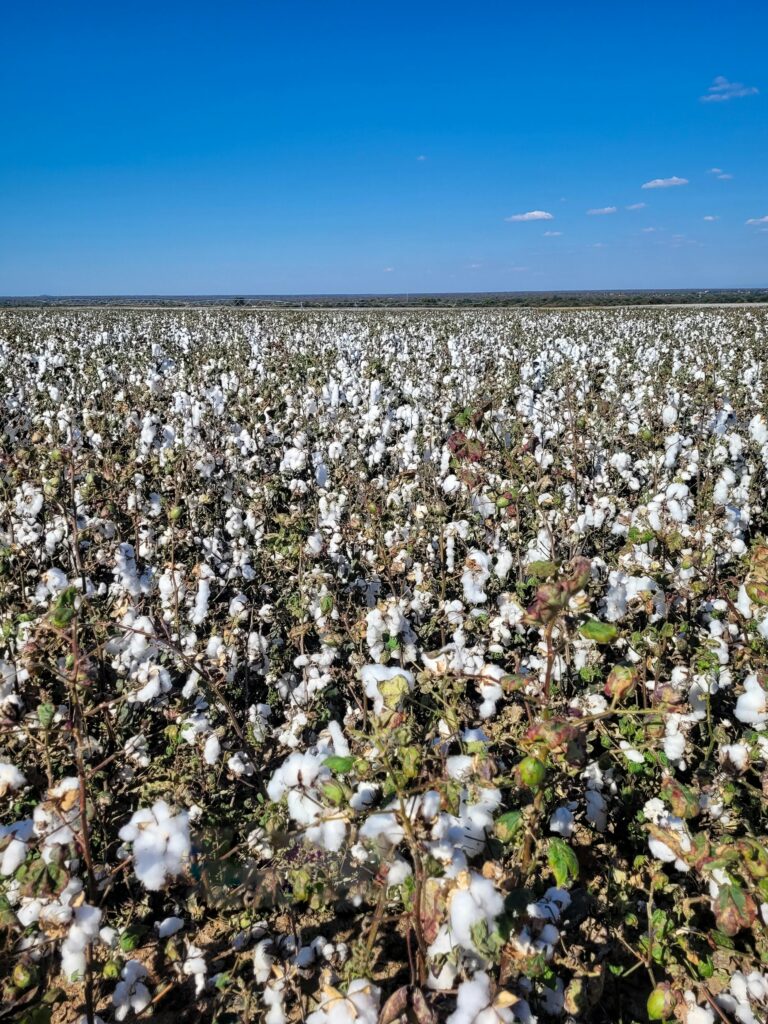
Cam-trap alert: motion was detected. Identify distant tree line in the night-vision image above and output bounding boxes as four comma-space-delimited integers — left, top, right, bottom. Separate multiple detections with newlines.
2, 289, 767, 309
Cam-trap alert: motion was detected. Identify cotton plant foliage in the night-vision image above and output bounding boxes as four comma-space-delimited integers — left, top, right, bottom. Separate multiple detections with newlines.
0, 306, 767, 1024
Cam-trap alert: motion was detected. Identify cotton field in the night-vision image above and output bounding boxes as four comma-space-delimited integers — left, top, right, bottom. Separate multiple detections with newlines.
2, 306, 768, 1024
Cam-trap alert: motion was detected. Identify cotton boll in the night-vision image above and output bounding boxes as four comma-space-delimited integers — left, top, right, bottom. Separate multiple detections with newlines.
495, 549, 514, 580
263, 977, 286, 1024
182, 943, 207, 995
253, 939, 274, 983
735, 675, 767, 729
462, 550, 491, 605
549, 805, 575, 837
203, 734, 221, 765
662, 404, 678, 427
113, 960, 151, 1021
720, 743, 749, 772
156, 916, 184, 938
447, 971, 517, 1024
585, 790, 608, 831
684, 1005, 714, 1024
305, 979, 381, 1024
447, 872, 504, 953
649, 837, 678, 863
0, 763, 26, 797
118, 801, 191, 890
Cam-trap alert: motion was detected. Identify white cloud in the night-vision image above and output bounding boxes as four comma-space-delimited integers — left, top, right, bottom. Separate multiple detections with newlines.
746, 216, 768, 226
708, 167, 733, 180
587, 206, 617, 215
416, 155, 427, 161
642, 227, 657, 233
641, 177, 688, 189
703, 215, 719, 222
383, 266, 394, 272
504, 210, 553, 222
542, 230, 562, 236
509, 266, 529, 272
626, 203, 646, 210
701, 76, 758, 103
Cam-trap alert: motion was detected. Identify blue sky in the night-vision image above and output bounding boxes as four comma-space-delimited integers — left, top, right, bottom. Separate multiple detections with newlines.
1, 1, 766, 294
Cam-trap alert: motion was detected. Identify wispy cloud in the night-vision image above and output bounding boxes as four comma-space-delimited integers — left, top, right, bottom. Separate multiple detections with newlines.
701, 76, 758, 103
509, 266, 529, 272
703, 215, 720, 222
504, 210, 553, 222
587, 206, 617, 216
542, 230, 562, 236
746, 216, 768, 226
383, 266, 394, 272
708, 167, 733, 180
626, 202, 646, 210
641, 176, 688, 189
416, 154, 427, 162
642, 227, 657, 233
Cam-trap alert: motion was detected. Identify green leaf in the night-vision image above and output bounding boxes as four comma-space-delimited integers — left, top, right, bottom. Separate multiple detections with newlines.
578, 619, 618, 643
548, 838, 579, 887
527, 560, 558, 580
323, 755, 355, 774
37, 703, 56, 729
494, 810, 523, 843
49, 587, 78, 629
119, 925, 147, 952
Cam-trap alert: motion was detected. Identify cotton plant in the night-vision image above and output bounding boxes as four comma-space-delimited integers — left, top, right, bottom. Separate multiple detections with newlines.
2, 305, 768, 1021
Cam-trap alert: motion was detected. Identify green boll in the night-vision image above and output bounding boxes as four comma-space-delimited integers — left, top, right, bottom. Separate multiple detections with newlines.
102, 960, 121, 981
13, 963, 38, 989
517, 756, 546, 789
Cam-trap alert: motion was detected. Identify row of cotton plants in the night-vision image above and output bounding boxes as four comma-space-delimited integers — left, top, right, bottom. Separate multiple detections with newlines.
1, 305, 767, 1024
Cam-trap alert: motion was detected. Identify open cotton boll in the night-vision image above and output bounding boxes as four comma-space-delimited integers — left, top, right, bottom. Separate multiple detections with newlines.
182, 942, 207, 995
662, 404, 678, 427
156, 916, 184, 938
735, 675, 768, 729
720, 743, 749, 772
477, 663, 506, 719
447, 971, 518, 1024
359, 812, 405, 849
684, 1004, 714, 1024
118, 801, 191, 890
549, 805, 575, 837
305, 980, 381, 1024
0, 762, 26, 796
462, 550, 491, 605
113, 960, 151, 1021
0, 819, 33, 875
61, 904, 102, 979
447, 871, 504, 953
253, 938, 275, 983
203, 733, 221, 765
495, 549, 514, 580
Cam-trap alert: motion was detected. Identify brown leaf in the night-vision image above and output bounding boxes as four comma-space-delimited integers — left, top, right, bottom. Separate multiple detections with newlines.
378, 986, 409, 1024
